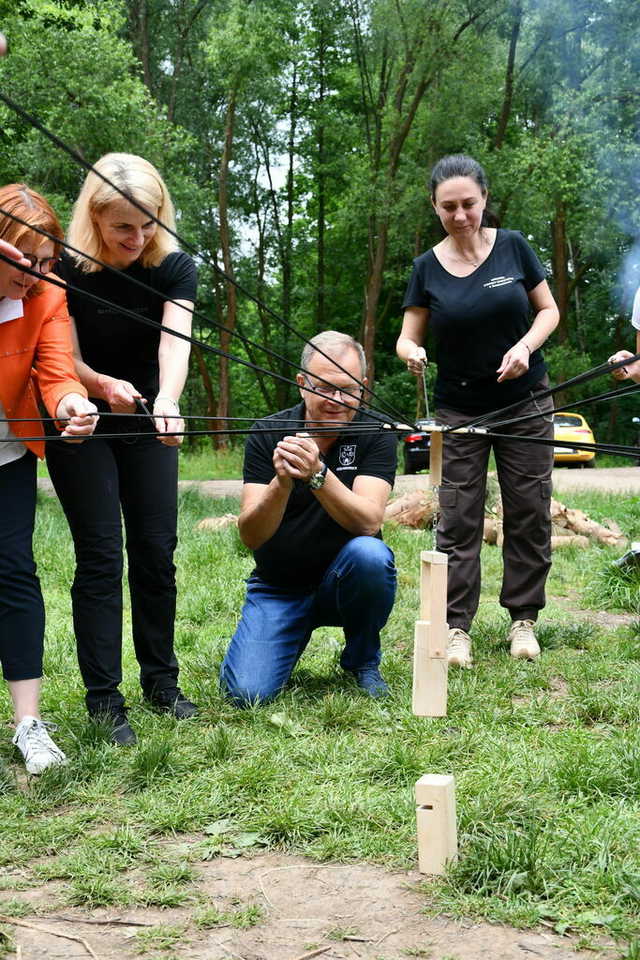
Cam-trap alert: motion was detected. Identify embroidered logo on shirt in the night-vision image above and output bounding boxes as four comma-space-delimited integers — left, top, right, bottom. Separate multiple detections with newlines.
338, 444, 357, 467
483, 276, 515, 289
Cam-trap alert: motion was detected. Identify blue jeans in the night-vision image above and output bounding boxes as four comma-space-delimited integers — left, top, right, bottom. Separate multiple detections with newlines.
220, 536, 396, 706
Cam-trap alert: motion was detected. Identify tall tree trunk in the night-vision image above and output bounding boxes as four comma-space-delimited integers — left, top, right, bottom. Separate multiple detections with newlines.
216, 87, 238, 449
315, 20, 326, 333
494, 2, 522, 149
363, 218, 389, 384
551, 198, 569, 343
167, 0, 209, 124
277, 65, 298, 408
194, 345, 217, 446
132, 0, 152, 90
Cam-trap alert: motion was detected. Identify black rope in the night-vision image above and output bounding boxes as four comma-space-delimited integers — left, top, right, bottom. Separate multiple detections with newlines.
0, 205, 411, 428
477, 429, 640, 460
0, 90, 414, 428
0, 251, 398, 429
5, 423, 402, 443
447, 355, 639, 433
0, 413, 383, 425
478, 382, 640, 434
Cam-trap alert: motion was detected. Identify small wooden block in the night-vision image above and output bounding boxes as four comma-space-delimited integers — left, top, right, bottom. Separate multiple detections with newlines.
429, 431, 443, 488
414, 619, 446, 660
415, 774, 458, 875
412, 646, 447, 717
420, 550, 448, 565
420, 552, 448, 625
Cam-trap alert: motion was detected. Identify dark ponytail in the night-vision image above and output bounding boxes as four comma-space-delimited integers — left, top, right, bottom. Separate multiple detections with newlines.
430, 154, 500, 228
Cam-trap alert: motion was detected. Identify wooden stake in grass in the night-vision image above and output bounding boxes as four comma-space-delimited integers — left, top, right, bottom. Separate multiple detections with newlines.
415, 774, 458, 875
412, 550, 448, 717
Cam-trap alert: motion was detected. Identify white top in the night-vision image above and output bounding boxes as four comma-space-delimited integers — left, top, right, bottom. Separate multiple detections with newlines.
632, 287, 640, 330
0, 297, 28, 468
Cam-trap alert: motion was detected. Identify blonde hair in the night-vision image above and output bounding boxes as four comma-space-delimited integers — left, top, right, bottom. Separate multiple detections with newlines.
0, 183, 64, 298
67, 153, 179, 272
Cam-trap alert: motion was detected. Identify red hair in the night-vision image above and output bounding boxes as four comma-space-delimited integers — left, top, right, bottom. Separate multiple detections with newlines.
0, 184, 64, 297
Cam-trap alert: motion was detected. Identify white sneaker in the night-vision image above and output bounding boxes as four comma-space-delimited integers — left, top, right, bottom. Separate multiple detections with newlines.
447, 628, 473, 668
12, 716, 67, 774
508, 620, 541, 660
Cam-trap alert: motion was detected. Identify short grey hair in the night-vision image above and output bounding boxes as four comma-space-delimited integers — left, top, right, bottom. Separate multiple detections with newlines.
300, 330, 367, 382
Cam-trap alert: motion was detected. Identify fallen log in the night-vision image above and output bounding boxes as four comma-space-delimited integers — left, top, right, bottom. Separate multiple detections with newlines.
383, 489, 437, 529
384, 489, 628, 549
550, 499, 627, 548
196, 514, 238, 532
550, 534, 590, 550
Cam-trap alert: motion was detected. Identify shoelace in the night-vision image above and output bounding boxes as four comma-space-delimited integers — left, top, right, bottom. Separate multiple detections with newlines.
15, 719, 63, 758
448, 630, 470, 652
510, 620, 535, 641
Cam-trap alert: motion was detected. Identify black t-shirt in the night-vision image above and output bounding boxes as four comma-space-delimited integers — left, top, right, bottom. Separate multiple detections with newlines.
57, 251, 197, 428
244, 402, 397, 589
402, 229, 547, 414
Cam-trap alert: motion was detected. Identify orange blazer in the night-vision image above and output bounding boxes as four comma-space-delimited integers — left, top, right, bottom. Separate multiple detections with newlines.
0, 281, 87, 459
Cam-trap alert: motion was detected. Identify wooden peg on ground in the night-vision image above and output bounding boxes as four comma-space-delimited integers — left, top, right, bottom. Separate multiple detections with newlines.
412, 550, 448, 717
415, 774, 458, 875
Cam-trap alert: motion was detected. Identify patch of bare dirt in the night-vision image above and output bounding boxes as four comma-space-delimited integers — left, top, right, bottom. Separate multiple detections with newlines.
551, 593, 636, 631
3, 853, 609, 960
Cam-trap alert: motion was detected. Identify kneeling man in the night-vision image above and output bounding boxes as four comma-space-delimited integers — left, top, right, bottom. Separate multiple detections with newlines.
221, 331, 397, 704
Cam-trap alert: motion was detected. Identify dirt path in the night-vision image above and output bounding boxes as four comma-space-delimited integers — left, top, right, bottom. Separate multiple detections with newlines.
4, 852, 605, 960
36, 465, 640, 501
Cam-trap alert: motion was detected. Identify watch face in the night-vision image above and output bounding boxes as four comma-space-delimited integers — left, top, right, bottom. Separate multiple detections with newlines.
309, 464, 327, 489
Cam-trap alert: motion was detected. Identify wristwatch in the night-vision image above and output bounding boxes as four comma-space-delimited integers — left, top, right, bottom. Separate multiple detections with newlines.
308, 461, 328, 490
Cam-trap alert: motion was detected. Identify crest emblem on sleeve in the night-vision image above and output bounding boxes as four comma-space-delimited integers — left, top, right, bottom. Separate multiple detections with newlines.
338, 444, 357, 466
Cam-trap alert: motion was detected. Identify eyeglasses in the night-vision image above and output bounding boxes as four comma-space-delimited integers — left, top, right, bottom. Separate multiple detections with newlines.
302, 375, 363, 401
19, 253, 59, 275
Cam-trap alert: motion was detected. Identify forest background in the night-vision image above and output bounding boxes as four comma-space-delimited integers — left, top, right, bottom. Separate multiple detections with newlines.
1, 0, 640, 450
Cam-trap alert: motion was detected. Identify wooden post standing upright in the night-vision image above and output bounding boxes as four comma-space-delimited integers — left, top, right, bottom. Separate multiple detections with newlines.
415, 774, 458, 875
412, 426, 458, 874
428, 428, 443, 488
412, 550, 448, 717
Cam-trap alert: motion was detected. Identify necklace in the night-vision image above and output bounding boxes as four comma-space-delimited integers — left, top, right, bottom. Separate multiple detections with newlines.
446, 238, 485, 267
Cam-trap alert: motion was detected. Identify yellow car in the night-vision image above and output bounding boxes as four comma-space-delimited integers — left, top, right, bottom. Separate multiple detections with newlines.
553, 412, 595, 467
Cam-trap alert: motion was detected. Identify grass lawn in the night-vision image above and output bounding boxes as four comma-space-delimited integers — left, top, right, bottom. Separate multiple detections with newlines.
1, 487, 639, 958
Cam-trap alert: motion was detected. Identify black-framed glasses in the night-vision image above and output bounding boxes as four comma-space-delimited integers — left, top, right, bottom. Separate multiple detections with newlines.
302, 375, 363, 401
19, 253, 59, 275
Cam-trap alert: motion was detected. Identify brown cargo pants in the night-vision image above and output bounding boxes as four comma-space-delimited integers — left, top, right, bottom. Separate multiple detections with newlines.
435, 381, 554, 632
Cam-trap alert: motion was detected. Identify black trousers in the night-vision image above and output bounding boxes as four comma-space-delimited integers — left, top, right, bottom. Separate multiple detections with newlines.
436, 380, 554, 632
0, 452, 45, 682
46, 434, 180, 714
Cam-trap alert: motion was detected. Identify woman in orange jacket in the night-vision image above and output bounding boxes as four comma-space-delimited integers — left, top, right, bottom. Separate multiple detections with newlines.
0, 184, 97, 774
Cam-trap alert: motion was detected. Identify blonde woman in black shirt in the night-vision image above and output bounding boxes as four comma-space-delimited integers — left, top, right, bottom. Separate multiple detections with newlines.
46, 154, 198, 743
397, 154, 559, 668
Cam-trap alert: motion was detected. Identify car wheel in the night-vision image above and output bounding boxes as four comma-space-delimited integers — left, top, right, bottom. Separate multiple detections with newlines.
584, 459, 595, 468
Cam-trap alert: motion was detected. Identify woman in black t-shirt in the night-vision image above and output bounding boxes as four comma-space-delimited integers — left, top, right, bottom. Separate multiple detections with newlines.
397, 154, 559, 668
46, 153, 198, 743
